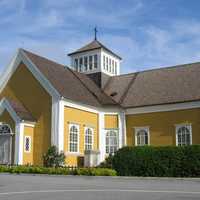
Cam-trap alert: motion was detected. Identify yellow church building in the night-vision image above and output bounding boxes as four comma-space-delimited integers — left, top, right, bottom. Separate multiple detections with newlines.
0, 38, 200, 166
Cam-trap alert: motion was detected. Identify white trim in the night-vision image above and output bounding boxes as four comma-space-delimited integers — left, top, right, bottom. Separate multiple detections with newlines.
122, 111, 127, 146
61, 98, 121, 114
23, 123, 35, 128
84, 126, 94, 151
70, 50, 101, 74
104, 128, 119, 131
24, 136, 31, 153
68, 123, 80, 153
0, 123, 13, 135
174, 123, 192, 127
101, 49, 121, 76
134, 127, 150, 146
105, 129, 119, 155
15, 122, 24, 165
0, 49, 61, 152
0, 98, 21, 123
20, 50, 60, 97
51, 97, 58, 147
118, 112, 126, 148
67, 121, 80, 126
175, 124, 192, 146
58, 100, 64, 152
0, 49, 21, 94
0, 49, 60, 98
61, 98, 124, 163
0, 98, 36, 126
98, 112, 105, 163
65, 152, 84, 156
62, 98, 99, 114
83, 123, 95, 128
126, 101, 200, 115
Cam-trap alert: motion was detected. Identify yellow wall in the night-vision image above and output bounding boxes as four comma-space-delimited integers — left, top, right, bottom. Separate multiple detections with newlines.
104, 114, 118, 129
23, 125, 34, 165
126, 108, 200, 146
64, 106, 98, 166
0, 63, 52, 165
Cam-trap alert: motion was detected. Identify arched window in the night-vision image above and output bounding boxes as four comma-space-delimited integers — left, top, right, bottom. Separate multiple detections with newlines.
85, 127, 93, 151
176, 125, 192, 146
135, 128, 149, 146
0, 124, 12, 135
106, 130, 118, 154
69, 124, 79, 152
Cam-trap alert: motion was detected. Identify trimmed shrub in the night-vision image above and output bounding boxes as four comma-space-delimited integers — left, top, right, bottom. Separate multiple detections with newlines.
73, 168, 117, 176
0, 165, 116, 176
98, 154, 114, 169
112, 145, 200, 177
43, 146, 65, 167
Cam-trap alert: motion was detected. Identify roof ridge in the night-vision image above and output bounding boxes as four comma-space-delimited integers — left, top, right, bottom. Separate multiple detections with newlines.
21, 48, 65, 68
120, 61, 200, 77
118, 72, 139, 105
67, 68, 104, 106
68, 39, 122, 59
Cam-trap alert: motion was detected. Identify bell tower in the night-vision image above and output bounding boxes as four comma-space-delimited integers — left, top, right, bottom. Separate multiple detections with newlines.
68, 29, 122, 87
68, 29, 122, 76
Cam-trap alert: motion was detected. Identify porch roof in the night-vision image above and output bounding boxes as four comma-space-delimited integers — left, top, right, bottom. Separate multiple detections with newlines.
0, 98, 36, 123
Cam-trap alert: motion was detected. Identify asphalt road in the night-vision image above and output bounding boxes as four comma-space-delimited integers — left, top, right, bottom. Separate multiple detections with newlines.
0, 174, 200, 200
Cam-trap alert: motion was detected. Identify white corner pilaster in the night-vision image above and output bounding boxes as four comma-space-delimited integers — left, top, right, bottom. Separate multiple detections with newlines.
51, 97, 64, 152
15, 122, 24, 165
58, 100, 64, 152
98, 112, 105, 163
119, 111, 127, 147
51, 97, 58, 147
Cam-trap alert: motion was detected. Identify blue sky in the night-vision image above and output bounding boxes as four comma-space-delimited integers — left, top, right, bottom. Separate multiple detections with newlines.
1, 0, 200, 74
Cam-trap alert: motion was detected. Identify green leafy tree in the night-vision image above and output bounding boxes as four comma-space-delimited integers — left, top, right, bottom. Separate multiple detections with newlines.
43, 146, 65, 167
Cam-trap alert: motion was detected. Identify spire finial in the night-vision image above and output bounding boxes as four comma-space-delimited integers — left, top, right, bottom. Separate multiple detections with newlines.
94, 26, 98, 40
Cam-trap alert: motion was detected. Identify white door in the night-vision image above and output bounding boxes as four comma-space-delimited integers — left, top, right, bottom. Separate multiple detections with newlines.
0, 135, 11, 164
0, 124, 12, 164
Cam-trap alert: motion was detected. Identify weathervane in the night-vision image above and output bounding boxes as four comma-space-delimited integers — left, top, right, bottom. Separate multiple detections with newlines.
94, 26, 98, 40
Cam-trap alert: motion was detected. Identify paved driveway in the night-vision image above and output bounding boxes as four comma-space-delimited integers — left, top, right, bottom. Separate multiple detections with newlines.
0, 174, 200, 200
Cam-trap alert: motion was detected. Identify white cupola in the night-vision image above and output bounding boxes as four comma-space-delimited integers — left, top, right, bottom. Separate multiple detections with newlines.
68, 31, 122, 76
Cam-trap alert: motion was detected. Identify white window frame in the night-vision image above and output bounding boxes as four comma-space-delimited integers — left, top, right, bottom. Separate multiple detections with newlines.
79, 57, 83, 72
105, 129, 119, 155
89, 55, 93, 70
134, 127, 150, 146
175, 124, 192, 146
84, 127, 93, 151
84, 56, 88, 71
24, 136, 31, 153
0, 124, 12, 135
103, 55, 106, 69
93, 54, 98, 69
68, 123, 80, 153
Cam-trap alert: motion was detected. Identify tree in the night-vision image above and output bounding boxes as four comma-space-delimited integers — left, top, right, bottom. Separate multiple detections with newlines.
43, 146, 65, 167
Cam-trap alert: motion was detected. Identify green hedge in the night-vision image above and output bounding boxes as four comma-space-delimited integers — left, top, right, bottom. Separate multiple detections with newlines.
112, 145, 200, 177
0, 165, 116, 176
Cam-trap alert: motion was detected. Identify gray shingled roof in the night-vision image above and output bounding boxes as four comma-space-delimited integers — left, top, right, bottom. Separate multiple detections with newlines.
7, 98, 36, 122
103, 73, 137, 104
104, 63, 200, 108
22, 49, 117, 108
22, 49, 200, 109
68, 40, 122, 60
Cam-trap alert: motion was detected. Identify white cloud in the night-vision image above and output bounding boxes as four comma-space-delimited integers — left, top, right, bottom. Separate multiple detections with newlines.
1, 1, 200, 75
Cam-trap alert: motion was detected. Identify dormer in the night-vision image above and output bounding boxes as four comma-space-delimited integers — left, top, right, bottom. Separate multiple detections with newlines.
68, 39, 122, 76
